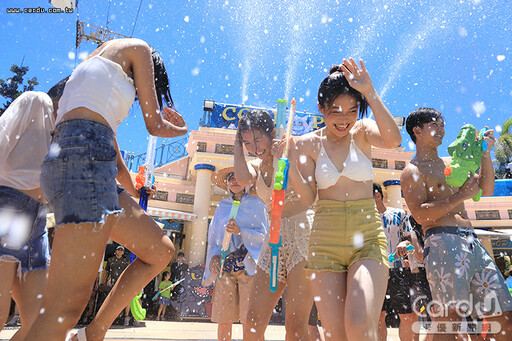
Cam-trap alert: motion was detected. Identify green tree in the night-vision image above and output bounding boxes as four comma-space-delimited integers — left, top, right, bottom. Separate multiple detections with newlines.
494, 117, 512, 178
0, 64, 39, 116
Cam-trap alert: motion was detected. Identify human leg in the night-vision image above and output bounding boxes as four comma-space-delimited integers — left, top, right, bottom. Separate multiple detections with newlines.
243, 268, 287, 341
378, 311, 387, 341
283, 260, 312, 341
0, 261, 16, 329
483, 311, 512, 341
218, 323, 233, 341
344, 259, 388, 341
399, 312, 418, 341
80, 192, 174, 339
309, 271, 348, 341
157, 304, 163, 319
14, 221, 114, 341
10, 269, 48, 339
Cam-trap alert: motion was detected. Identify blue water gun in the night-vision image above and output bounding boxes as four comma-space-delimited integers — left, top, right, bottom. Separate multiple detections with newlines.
218, 200, 241, 278
388, 244, 415, 263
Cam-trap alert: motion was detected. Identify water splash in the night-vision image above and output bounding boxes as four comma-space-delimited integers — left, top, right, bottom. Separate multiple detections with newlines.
283, 0, 320, 100
380, 1, 456, 98
237, 0, 271, 104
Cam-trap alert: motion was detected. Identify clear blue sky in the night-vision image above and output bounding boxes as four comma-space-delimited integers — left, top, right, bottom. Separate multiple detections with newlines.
1, 0, 511, 156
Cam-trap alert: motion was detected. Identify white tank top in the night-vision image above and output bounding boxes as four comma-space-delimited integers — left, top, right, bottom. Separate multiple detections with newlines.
56, 42, 136, 131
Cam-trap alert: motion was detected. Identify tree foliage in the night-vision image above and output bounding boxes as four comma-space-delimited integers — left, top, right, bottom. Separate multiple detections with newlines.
0, 64, 39, 116
494, 117, 512, 179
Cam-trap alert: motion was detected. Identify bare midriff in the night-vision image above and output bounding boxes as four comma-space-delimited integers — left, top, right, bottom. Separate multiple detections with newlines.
61, 107, 113, 131
318, 177, 373, 202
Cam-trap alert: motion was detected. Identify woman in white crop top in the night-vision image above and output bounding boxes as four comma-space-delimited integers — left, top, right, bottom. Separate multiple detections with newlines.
234, 110, 314, 341
289, 59, 402, 340
22, 39, 187, 341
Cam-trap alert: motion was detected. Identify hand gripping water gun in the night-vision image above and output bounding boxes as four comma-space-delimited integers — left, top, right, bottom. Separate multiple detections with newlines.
444, 124, 488, 202
219, 200, 241, 278
130, 135, 158, 319
151, 278, 185, 301
388, 244, 415, 263
130, 291, 146, 321
269, 99, 296, 292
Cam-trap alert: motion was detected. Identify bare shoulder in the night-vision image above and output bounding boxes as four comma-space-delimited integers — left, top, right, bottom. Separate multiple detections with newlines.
401, 161, 422, 183
295, 130, 321, 155
121, 38, 151, 56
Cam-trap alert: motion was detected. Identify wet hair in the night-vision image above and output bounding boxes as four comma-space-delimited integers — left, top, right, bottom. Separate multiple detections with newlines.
47, 76, 70, 101
373, 183, 383, 199
162, 271, 170, 279
150, 47, 174, 110
238, 109, 275, 139
317, 65, 368, 118
405, 107, 444, 143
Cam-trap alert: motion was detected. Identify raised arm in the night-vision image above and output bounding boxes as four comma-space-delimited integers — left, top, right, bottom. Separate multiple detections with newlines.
478, 128, 496, 196
128, 41, 187, 138
233, 130, 257, 187
342, 58, 401, 149
401, 164, 479, 226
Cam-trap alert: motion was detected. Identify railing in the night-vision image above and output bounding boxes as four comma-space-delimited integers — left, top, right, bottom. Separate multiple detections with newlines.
123, 135, 189, 172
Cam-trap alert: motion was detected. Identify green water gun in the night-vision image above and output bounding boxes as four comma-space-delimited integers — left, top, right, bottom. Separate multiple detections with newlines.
130, 291, 146, 321
444, 124, 488, 201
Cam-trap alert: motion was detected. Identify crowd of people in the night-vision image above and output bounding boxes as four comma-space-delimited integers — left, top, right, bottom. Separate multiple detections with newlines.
1, 37, 512, 341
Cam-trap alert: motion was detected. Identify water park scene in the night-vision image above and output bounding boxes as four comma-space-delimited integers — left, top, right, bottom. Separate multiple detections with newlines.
1, 0, 512, 340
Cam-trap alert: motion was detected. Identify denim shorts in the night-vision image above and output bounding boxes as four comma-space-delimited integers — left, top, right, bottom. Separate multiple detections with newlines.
0, 186, 50, 273
424, 226, 512, 317
40, 119, 122, 226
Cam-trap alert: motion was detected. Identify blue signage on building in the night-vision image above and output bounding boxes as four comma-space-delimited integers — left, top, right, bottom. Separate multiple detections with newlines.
492, 238, 512, 250
209, 102, 325, 136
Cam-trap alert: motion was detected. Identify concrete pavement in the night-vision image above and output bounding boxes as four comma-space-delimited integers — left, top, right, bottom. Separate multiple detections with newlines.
1, 321, 419, 340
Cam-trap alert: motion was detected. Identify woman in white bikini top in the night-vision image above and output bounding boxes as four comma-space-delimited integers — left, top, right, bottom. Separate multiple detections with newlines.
315, 128, 374, 189
289, 58, 402, 340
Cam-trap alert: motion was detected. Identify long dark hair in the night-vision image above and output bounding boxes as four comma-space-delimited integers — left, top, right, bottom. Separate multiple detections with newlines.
318, 65, 368, 118
150, 47, 174, 110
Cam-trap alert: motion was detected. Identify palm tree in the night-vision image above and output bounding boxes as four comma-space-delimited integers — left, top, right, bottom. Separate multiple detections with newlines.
494, 117, 512, 178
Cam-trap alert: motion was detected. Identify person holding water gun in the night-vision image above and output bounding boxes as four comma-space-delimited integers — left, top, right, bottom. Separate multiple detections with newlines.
155, 271, 172, 321
373, 183, 422, 341
234, 109, 315, 341
203, 167, 267, 341
21, 38, 187, 341
401, 108, 512, 340
288, 59, 401, 340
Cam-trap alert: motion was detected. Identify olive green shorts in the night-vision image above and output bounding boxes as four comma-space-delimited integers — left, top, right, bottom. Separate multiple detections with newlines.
306, 199, 388, 273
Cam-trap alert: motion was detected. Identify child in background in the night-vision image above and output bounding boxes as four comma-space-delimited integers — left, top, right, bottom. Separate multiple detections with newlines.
204, 167, 268, 341
156, 271, 172, 321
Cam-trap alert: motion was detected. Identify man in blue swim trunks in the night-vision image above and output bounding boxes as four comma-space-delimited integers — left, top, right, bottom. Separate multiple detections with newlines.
401, 108, 512, 340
